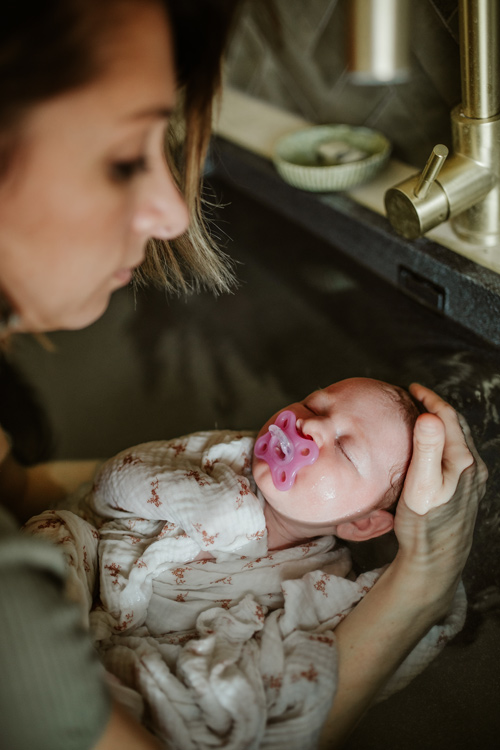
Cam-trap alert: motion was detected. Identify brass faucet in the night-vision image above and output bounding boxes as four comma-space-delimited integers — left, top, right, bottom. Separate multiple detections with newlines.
385, 0, 500, 250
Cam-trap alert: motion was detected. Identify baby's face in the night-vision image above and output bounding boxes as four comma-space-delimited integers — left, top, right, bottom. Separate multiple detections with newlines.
252, 378, 413, 528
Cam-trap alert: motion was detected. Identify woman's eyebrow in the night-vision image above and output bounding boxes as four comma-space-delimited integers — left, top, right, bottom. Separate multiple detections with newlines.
125, 105, 175, 122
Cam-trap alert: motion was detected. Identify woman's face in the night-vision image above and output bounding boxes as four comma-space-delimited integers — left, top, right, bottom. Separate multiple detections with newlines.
0, 2, 188, 332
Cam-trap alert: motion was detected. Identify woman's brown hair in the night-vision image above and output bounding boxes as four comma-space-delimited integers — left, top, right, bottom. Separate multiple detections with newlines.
0, 0, 244, 308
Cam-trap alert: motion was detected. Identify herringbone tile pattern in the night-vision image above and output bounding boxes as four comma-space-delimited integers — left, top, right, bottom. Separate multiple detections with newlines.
225, 0, 461, 167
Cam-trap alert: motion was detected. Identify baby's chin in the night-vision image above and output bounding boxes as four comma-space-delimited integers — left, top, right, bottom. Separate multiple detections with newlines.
256, 482, 342, 529
267, 500, 341, 534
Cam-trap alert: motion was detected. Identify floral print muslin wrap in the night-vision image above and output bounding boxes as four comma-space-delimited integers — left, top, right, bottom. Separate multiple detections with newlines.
23, 429, 468, 750
89, 431, 270, 636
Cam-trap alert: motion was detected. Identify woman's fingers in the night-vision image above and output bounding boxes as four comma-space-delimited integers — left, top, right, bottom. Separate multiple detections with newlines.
455, 411, 488, 487
410, 383, 474, 473
401, 413, 445, 515
411, 384, 487, 501
402, 384, 486, 515
409, 382, 455, 414
393, 384, 488, 614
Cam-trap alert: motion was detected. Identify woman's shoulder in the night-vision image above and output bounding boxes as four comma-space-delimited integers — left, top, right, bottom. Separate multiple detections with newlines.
0, 504, 66, 580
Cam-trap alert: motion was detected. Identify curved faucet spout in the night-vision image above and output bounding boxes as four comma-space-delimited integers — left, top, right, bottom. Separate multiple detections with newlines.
385, 0, 500, 249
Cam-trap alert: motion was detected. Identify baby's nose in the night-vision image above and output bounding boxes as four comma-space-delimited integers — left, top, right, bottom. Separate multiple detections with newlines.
297, 417, 322, 444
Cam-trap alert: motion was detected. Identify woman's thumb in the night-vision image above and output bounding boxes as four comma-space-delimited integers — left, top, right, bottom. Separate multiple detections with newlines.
402, 414, 445, 514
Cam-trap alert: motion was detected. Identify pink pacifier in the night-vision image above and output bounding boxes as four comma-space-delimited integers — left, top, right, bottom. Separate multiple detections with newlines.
254, 410, 319, 491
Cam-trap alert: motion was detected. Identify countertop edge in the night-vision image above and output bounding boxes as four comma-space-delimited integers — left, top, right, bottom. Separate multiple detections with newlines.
208, 137, 500, 350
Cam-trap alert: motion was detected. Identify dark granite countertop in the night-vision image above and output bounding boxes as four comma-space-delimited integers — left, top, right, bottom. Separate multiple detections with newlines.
208, 137, 500, 349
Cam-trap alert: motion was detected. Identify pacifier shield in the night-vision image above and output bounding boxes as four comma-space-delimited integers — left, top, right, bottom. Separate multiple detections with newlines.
254, 410, 319, 490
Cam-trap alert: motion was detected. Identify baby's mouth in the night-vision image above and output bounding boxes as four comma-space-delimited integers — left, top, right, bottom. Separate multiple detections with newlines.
254, 410, 319, 491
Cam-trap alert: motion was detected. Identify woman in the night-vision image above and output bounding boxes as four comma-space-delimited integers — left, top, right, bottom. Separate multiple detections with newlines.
0, 1, 487, 749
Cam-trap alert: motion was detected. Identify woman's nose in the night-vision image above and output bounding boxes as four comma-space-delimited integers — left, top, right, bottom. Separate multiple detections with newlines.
132, 161, 189, 242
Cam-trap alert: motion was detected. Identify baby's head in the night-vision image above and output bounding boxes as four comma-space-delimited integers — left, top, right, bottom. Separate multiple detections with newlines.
252, 377, 420, 543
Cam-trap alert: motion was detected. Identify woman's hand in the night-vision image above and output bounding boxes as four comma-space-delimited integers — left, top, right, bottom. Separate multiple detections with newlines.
319, 385, 487, 748
393, 383, 488, 616
0, 424, 11, 463
94, 702, 162, 750
1, 419, 101, 522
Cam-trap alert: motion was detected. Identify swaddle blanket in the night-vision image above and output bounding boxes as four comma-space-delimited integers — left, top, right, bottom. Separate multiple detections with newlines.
24, 430, 467, 749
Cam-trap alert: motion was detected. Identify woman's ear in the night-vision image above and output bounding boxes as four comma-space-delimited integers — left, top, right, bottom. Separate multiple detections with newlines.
335, 509, 395, 542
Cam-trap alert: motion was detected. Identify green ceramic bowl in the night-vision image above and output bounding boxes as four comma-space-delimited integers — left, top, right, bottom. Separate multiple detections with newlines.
273, 124, 391, 192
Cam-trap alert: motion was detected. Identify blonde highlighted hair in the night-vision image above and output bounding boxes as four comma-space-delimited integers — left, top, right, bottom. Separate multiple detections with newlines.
379, 383, 426, 509
136, 0, 248, 295
135, 101, 236, 295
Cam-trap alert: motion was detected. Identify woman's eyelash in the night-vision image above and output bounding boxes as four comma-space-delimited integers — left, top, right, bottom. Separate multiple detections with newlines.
110, 156, 148, 182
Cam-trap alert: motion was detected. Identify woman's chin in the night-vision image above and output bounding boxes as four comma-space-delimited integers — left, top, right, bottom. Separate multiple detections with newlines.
19, 294, 112, 333
64, 296, 112, 330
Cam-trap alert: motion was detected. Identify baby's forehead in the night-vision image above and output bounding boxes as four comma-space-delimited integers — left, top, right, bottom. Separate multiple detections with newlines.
322, 379, 411, 436
323, 378, 399, 404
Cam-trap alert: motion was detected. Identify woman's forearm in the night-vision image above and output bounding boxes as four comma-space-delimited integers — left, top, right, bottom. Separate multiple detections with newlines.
319, 390, 487, 749
93, 702, 162, 750
318, 560, 444, 749
0, 452, 101, 523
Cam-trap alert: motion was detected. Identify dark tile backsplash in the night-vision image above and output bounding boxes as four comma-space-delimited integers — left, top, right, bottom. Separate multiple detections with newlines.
225, 0, 461, 166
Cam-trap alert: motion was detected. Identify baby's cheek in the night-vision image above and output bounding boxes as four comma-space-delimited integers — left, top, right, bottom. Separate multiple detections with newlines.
298, 495, 332, 522
290, 471, 339, 520
252, 455, 268, 491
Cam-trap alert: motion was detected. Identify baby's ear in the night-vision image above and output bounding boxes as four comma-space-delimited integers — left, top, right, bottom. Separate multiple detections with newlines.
335, 509, 394, 542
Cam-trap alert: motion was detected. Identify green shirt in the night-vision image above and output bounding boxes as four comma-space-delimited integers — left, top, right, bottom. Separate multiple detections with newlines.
0, 506, 111, 749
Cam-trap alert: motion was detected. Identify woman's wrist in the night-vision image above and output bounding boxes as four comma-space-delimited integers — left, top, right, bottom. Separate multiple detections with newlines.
0, 450, 29, 521
318, 554, 446, 748
0, 427, 12, 465
386, 548, 459, 625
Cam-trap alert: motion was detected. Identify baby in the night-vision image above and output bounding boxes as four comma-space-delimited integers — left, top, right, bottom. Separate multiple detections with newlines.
85, 376, 420, 560
24, 376, 465, 746
253, 376, 419, 549
57, 375, 419, 638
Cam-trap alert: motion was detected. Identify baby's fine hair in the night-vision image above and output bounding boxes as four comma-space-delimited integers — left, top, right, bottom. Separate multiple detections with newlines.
377, 382, 427, 510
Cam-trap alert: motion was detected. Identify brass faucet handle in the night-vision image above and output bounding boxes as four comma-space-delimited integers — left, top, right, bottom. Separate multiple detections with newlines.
413, 144, 449, 199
